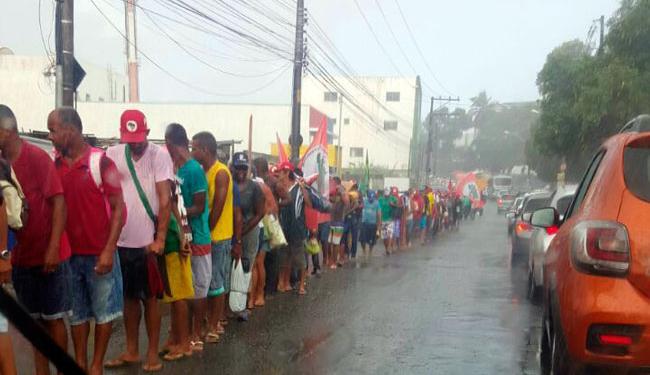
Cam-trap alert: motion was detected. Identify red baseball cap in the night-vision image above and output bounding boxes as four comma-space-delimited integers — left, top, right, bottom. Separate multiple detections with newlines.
120, 109, 148, 143
277, 161, 294, 172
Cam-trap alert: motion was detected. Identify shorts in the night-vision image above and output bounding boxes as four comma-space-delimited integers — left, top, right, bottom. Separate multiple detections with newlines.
407, 220, 414, 234
419, 216, 427, 229
162, 252, 195, 303
318, 222, 330, 244
381, 222, 394, 240
0, 312, 7, 333
118, 247, 155, 301
360, 223, 377, 246
243, 227, 260, 262
393, 220, 401, 239
209, 240, 232, 297
280, 241, 306, 270
258, 228, 270, 253
328, 223, 344, 245
69, 254, 123, 325
191, 251, 212, 299
12, 260, 72, 321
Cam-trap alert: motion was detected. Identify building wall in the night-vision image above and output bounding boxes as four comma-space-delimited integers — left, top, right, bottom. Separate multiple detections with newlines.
301, 76, 419, 170
1, 55, 420, 170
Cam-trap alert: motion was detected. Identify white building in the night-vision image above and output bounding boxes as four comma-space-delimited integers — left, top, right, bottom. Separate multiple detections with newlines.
1, 53, 422, 170
301, 75, 422, 170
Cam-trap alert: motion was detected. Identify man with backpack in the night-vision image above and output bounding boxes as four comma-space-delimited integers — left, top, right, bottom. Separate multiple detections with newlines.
48, 107, 126, 375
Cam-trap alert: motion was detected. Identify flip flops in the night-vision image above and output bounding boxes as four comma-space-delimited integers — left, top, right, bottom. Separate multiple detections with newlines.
142, 362, 163, 372
104, 355, 140, 369
206, 332, 220, 344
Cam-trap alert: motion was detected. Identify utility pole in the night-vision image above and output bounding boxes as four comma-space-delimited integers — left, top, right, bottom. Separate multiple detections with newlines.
425, 97, 434, 185
424, 96, 460, 184
598, 15, 605, 55
337, 94, 343, 174
55, 0, 74, 107
125, 0, 140, 102
289, 0, 305, 164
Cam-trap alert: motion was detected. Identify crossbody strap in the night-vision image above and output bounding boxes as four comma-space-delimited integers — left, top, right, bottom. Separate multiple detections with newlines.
124, 144, 156, 223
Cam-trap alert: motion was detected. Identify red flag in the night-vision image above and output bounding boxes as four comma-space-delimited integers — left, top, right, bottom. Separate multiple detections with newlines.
299, 117, 330, 229
276, 132, 289, 163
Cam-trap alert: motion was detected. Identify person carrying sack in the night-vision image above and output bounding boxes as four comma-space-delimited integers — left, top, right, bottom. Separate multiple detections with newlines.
105, 109, 175, 373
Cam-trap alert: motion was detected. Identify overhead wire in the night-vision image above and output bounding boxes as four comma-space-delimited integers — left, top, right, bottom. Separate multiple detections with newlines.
393, 0, 456, 96
89, 0, 291, 97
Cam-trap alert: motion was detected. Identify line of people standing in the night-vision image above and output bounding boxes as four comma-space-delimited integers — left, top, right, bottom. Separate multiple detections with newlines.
0, 105, 324, 374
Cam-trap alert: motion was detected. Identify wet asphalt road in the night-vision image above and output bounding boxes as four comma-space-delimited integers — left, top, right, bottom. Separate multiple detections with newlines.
11, 204, 543, 374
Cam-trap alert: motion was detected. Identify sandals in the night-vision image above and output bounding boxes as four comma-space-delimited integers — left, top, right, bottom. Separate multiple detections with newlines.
104, 355, 141, 369
191, 340, 204, 352
206, 332, 220, 344
142, 362, 163, 372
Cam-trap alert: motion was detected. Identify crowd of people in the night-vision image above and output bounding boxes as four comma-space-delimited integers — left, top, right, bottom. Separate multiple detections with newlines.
0, 104, 475, 375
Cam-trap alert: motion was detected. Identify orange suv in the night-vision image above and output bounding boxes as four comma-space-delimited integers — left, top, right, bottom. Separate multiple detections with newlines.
533, 115, 650, 373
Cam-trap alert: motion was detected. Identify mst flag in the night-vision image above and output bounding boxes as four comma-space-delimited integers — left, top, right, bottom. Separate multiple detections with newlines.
299, 117, 330, 230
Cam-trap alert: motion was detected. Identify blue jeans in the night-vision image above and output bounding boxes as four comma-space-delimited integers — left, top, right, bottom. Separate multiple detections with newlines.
343, 216, 360, 258
209, 240, 232, 297
0, 312, 7, 333
69, 254, 123, 325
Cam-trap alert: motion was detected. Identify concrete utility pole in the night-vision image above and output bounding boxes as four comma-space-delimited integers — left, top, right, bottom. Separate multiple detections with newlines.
337, 94, 343, 174
125, 0, 140, 102
55, 0, 74, 107
289, 0, 305, 164
598, 15, 605, 55
424, 96, 460, 183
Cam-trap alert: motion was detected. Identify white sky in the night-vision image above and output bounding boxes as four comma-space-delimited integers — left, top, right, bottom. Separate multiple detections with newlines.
2, 0, 620, 107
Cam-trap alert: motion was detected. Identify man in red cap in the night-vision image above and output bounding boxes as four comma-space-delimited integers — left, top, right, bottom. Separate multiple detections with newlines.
276, 161, 313, 295
105, 110, 174, 372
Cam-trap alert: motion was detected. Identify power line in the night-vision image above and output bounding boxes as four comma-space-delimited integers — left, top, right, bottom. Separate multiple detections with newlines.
38, 0, 54, 65
393, 0, 455, 96
352, 0, 405, 77
89, 0, 291, 97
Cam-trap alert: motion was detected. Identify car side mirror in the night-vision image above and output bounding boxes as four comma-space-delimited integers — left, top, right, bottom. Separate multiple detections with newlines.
531, 207, 559, 228
522, 212, 532, 223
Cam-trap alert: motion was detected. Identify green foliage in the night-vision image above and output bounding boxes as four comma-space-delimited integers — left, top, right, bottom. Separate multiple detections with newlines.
532, 0, 650, 181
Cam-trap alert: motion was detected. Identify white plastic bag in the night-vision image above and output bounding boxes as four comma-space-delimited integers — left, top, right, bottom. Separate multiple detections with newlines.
229, 259, 252, 313
262, 214, 287, 249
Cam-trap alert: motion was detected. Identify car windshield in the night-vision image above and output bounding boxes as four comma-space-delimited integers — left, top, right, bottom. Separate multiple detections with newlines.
4, 1, 647, 374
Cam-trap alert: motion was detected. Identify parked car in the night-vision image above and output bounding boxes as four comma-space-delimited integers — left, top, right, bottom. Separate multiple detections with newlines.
537, 115, 650, 372
526, 186, 576, 302
507, 195, 526, 235
511, 191, 551, 261
496, 191, 515, 214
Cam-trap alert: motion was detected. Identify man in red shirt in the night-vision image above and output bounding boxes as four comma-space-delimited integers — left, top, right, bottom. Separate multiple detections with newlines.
0, 104, 71, 375
48, 107, 125, 375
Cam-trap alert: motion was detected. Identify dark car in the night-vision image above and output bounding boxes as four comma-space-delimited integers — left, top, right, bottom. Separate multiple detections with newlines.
511, 191, 551, 261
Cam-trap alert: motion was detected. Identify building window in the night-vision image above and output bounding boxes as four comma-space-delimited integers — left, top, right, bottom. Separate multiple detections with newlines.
344, 118, 350, 125
386, 91, 400, 102
324, 91, 338, 102
350, 147, 364, 158
384, 121, 398, 131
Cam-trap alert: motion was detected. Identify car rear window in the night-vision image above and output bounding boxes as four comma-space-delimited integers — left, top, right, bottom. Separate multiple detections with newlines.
624, 140, 650, 202
502, 195, 514, 200
556, 195, 573, 216
523, 197, 550, 213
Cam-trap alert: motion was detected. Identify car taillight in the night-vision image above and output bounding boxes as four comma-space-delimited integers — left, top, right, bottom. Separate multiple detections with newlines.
545, 225, 558, 235
571, 221, 630, 277
587, 324, 641, 356
497, 199, 503, 206
515, 221, 532, 234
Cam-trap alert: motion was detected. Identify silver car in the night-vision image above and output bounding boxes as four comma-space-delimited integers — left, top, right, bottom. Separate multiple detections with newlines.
526, 185, 577, 302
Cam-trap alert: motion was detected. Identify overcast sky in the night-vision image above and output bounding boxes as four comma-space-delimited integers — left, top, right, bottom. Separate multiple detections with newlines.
2, 0, 620, 107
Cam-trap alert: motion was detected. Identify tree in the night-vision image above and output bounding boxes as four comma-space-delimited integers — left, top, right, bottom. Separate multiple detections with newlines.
531, 0, 650, 182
